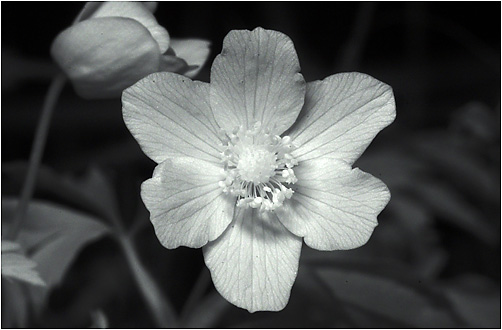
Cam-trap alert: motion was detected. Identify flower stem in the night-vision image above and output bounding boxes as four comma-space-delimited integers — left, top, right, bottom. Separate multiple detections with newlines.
117, 234, 179, 328
110, 209, 178, 328
180, 265, 211, 324
8, 73, 67, 240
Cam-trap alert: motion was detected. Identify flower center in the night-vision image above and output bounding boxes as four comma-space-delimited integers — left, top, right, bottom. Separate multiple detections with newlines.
237, 145, 276, 184
219, 122, 298, 212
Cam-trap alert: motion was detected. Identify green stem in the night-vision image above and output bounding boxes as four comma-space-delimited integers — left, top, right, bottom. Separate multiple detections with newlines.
8, 73, 67, 240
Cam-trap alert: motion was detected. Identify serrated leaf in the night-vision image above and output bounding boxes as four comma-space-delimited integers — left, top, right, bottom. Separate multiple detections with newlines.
2, 240, 45, 286
2, 198, 110, 295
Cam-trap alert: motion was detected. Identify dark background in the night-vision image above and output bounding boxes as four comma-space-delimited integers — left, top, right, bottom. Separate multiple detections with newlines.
2, 2, 500, 328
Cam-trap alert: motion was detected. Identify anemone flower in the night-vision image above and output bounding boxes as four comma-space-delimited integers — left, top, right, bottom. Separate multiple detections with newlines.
122, 27, 396, 312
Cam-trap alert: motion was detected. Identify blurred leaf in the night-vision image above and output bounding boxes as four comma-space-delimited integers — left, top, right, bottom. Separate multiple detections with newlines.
450, 102, 499, 143
119, 237, 178, 328
385, 195, 448, 278
72, 167, 122, 222
2, 240, 21, 252
90, 310, 109, 328
413, 180, 497, 244
313, 260, 462, 327
2, 198, 110, 305
356, 148, 428, 189
2, 278, 30, 327
412, 132, 499, 204
2, 240, 45, 286
441, 274, 500, 328
3, 162, 120, 223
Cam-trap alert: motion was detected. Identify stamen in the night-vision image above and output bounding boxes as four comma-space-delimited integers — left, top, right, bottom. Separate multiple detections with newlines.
218, 122, 298, 212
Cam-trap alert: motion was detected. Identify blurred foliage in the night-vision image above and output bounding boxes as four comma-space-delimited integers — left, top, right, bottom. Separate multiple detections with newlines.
2, 240, 45, 287
2, 1, 500, 328
2, 197, 109, 327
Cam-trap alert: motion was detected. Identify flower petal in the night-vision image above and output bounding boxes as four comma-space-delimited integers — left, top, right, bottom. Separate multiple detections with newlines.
275, 158, 390, 251
90, 1, 170, 53
51, 17, 161, 99
142, 157, 234, 249
203, 207, 302, 312
122, 72, 224, 164
288, 72, 395, 165
169, 38, 211, 78
73, 2, 102, 23
74, 2, 159, 23
210, 27, 306, 135
142, 2, 158, 13
159, 55, 190, 74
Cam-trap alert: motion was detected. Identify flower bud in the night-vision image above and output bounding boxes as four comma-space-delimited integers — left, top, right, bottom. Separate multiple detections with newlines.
51, 2, 210, 99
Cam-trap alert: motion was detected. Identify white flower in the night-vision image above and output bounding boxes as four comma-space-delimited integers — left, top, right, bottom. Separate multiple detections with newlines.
122, 27, 396, 312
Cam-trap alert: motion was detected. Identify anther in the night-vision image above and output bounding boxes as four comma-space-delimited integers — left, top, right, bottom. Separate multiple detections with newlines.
219, 123, 299, 212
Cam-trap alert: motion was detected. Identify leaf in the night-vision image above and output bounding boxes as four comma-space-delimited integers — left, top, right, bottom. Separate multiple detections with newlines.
412, 132, 499, 204
2, 162, 121, 223
412, 180, 497, 244
384, 196, 448, 278
72, 167, 122, 222
314, 260, 462, 327
1, 240, 45, 286
441, 274, 500, 328
355, 148, 428, 189
450, 102, 499, 143
2, 278, 30, 327
2, 198, 110, 304
90, 310, 109, 328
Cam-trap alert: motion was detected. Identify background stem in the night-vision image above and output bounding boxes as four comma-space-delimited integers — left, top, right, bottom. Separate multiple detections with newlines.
117, 234, 179, 328
108, 206, 178, 328
180, 266, 211, 324
8, 73, 66, 240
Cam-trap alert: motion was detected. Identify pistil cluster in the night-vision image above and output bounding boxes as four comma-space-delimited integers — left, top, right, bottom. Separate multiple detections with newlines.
219, 122, 298, 212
